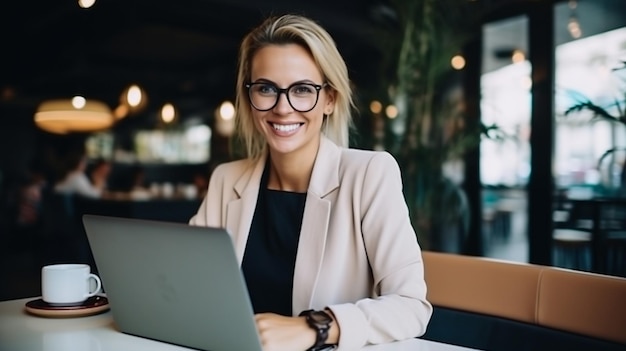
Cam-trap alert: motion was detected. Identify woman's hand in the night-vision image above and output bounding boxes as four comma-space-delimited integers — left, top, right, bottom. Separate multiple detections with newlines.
255, 313, 315, 351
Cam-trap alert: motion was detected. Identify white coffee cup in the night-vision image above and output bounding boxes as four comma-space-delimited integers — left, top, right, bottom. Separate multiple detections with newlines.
41, 264, 102, 305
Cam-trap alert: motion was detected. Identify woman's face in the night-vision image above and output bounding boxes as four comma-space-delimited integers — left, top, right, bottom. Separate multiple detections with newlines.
249, 44, 334, 157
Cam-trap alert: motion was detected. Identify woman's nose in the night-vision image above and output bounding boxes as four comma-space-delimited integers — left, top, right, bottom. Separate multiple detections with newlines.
273, 92, 293, 113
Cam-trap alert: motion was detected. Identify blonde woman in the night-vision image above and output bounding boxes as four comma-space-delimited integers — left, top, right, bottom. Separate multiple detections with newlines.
190, 14, 432, 351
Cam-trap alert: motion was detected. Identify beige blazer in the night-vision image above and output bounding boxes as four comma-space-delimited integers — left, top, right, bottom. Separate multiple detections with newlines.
189, 136, 432, 350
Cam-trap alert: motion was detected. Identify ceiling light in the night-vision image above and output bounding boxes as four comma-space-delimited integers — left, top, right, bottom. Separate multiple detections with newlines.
114, 104, 129, 120
78, 0, 96, 9
568, 17, 582, 39
215, 101, 235, 136
161, 103, 176, 124
72, 95, 86, 109
126, 85, 143, 107
567, 0, 582, 39
34, 98, 114, 134
119, 84, 147, 116
218, 101, 235, 120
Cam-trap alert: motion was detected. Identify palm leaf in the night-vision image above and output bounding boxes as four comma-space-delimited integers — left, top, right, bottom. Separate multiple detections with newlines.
565, 99, 626, 125
564, 61, 626, 125
564, 101, 618, 120
597, 147, 626, 169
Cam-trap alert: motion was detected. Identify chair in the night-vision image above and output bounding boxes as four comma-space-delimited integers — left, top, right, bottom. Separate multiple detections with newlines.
600, 203, 626, 277
552, 229, 592, 271
552, 197, 592, 271
605, 232, 626, 277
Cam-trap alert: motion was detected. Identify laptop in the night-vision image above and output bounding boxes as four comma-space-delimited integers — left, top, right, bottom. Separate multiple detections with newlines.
82, 214, 263, 351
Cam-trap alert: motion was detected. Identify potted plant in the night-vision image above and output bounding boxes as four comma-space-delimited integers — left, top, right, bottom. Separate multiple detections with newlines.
371, 0, 503, 250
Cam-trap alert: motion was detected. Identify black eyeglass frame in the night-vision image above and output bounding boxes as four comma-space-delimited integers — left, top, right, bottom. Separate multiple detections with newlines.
245, 82, 328, 113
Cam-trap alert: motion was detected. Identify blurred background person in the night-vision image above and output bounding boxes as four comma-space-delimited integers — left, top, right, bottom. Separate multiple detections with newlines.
87, 158, 112, 195
128, 165, 152, 199
54, 150, 106, 198
16, 169, 46, 228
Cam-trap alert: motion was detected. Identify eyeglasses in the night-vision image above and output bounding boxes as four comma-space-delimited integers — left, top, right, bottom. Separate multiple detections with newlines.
245, 81, 327, 113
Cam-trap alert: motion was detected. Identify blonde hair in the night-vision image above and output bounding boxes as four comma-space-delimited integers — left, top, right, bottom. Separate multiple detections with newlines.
235, 14, 355, 160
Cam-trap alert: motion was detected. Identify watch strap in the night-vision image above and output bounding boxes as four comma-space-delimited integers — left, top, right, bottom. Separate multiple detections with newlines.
299, 309, 333, 351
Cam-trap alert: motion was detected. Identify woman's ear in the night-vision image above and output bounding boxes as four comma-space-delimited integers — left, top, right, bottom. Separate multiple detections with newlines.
324, 88, 336, 115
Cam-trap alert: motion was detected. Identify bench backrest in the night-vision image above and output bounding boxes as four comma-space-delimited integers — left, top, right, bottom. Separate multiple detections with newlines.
537, 268, 626, 344
422, 251, 626, 344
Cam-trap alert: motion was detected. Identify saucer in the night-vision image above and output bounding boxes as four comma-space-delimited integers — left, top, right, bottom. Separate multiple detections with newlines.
25, 296, 110, 318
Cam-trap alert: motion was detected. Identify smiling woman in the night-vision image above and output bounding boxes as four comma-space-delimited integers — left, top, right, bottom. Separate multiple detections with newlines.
189, 14, 432, 351
246, 44, 334, 170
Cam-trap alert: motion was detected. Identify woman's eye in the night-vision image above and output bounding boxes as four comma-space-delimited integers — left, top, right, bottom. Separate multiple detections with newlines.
256, 84, 277, 95
291, 84, 315, 95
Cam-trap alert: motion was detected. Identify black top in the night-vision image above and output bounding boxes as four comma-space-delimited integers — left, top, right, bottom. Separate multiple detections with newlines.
241, 163, 306, 316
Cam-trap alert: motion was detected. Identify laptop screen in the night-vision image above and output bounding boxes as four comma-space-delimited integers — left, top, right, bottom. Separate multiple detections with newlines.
83, 214, 263, 351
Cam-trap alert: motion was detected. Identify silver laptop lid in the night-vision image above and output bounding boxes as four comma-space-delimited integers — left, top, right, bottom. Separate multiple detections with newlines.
83, 214, 263, 351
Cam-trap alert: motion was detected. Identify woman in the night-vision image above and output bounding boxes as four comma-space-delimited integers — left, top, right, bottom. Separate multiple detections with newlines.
87, 158, 111, 192
54, 151, 105, 198
190, 14, 432, 351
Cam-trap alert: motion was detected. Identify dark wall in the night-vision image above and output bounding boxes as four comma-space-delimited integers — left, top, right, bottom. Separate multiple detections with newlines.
0, 107, 40, 183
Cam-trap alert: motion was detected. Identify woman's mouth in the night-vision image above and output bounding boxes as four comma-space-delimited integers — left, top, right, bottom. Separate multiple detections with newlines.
270, 122, 303, 133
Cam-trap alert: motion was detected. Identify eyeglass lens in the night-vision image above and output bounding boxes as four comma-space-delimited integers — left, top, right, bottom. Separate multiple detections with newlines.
248, 82, 322, 112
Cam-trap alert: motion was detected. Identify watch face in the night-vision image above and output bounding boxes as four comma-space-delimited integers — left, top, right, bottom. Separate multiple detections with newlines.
310, 311, 333, 325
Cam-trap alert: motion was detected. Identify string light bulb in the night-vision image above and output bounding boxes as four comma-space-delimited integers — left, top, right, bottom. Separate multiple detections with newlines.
370, 100, 383, 114
385, 105, 398, 119
451, 55, 466, 70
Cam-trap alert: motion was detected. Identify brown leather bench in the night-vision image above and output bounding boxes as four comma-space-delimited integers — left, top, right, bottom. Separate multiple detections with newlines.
421, 251, 626, 350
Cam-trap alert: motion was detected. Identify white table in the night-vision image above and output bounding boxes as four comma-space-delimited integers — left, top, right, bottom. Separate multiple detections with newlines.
0, 297, 478, 351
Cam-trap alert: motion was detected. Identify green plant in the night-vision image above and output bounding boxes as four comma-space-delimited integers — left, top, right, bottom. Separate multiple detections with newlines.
373, 0, 503, 249
563, 61, 626, 192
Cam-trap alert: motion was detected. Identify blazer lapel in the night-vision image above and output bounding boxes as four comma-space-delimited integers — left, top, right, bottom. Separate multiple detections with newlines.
292, 136, 341, 312
226, 155, 266, 264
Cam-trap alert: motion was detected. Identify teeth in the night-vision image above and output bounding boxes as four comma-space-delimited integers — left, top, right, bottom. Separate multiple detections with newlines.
272, 123, 301, 132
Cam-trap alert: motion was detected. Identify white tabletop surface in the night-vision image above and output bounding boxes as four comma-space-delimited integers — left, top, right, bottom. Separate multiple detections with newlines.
0, 297, 478, 351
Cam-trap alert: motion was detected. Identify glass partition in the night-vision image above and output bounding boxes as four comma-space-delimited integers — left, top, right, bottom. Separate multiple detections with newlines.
554, 26, 626, 193
480, 15, 530, 263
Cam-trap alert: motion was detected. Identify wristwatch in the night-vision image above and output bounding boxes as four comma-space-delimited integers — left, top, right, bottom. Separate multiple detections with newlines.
299, 309, 334, 351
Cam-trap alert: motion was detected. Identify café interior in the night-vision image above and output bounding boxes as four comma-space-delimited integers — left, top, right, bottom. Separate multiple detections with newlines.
1, 0, 625, 306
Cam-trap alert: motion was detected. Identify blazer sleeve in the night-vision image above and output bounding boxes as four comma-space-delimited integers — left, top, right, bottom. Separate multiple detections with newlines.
188, 164, 227, 228
328, 152, 433, 350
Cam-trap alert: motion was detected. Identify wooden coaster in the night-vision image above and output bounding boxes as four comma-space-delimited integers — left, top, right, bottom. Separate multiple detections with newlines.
24, 296, 109, 318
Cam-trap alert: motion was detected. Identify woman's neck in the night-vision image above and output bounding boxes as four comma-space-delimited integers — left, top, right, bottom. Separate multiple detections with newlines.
267, 144, 318, 193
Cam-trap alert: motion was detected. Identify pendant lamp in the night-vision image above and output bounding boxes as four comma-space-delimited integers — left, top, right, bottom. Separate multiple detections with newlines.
34, 98, 114, 134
